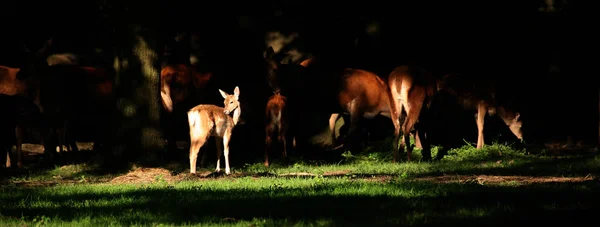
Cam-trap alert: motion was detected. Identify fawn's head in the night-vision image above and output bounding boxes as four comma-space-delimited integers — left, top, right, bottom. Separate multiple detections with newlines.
219, 86, 240, 115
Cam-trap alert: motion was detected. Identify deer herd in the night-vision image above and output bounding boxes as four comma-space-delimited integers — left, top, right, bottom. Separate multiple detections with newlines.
161, 45, 524, 175
1, 39, 525, 175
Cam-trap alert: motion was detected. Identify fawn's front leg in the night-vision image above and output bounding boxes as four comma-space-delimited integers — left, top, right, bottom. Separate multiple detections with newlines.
223, 129, 232, 175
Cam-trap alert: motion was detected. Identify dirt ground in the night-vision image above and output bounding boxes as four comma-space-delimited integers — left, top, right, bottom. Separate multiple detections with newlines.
5, 141, 598, 187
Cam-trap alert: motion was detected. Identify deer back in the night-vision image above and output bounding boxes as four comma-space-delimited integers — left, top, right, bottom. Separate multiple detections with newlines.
338, 69, 394, 113
188, 104, 235, 137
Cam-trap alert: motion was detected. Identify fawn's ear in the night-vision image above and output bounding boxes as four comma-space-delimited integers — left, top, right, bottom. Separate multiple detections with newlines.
219, 89, 228, 99
233, 86, 240, 100
515, 113, 521, 121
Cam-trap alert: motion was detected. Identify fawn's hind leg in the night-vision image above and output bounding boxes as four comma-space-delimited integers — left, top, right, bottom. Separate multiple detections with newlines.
189, 132, 210, 174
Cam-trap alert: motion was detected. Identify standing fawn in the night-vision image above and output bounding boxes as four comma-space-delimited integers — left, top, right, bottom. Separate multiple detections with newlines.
264, 91, 289, 167
187, 86, 241, 175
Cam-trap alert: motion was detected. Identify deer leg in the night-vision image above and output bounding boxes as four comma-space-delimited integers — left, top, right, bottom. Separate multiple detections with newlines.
476, 103, 486, 149
215, 137, 223, 173
403, 101, 424, 162
264, 128, 272, 167
280, 127, 288, 159
189, 133, 208, 174
345, 102, 363, 152
4, 150, 10, 168
329, 113, 340, 146
222, 130, 232, 175
394, 102, 405, 163
416, 124, 432, 161
67, 122, 78, 153
56, 126, 65, 153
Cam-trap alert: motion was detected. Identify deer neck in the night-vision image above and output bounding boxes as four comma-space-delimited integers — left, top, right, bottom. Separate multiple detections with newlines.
232, 106, 241, 125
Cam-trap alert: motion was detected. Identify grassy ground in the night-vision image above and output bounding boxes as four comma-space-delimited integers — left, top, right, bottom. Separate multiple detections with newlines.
1, 142, 599, 226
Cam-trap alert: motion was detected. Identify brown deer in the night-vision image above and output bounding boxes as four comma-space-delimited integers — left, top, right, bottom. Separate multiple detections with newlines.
161, 64, 214, 152
0, 38, 73, 167
328, 69, 401, 160
187, 86, 241, 175
388, 65, 438, 161
437, 73, 523, 150
264, 91, 289, 167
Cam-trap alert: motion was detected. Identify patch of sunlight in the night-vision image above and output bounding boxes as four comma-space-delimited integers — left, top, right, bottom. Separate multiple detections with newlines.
189, 54, 198, 65
118, 98, 137, 117
133, 36, 158, 82
46, 53, 78, 66
264, 31, 298, 54
134, 35, 160, 120
113, 56, 129, 74
48, 164, 92, 177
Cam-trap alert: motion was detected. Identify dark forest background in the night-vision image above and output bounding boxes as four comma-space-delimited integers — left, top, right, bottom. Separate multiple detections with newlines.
0, 0, 596, 166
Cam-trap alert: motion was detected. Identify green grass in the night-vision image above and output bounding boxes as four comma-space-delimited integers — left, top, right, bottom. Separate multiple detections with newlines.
1, 143, 599, 226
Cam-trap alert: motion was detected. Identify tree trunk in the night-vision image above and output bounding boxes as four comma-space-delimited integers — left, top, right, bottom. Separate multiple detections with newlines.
98, 0, 162, 166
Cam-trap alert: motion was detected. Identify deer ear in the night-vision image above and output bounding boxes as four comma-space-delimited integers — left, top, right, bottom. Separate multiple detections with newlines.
515, 113, 521, 121
219, 89, 228, 99
233, 86, 240, 99
264, 46, 274, 60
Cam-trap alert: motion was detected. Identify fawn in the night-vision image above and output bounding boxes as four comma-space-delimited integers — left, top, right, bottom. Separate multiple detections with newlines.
187, 86, 240, 175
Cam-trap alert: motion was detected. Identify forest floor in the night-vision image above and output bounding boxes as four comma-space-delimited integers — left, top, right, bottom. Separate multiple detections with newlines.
1, 142, 599, 226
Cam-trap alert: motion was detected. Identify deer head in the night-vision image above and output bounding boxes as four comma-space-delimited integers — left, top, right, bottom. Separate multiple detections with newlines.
219, 86, 241, 124
264, 46, 282, 93
509, 112, 523, 141
17, 38, 54, 80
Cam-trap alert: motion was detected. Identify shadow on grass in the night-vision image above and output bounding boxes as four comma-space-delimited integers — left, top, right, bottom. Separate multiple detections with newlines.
1, 180, 599, 226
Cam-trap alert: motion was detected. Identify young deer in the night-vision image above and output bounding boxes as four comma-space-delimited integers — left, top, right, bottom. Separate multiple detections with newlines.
264, 91, 289, 167
388, 65, 438, 161
437, 73, 523, 150
187, 86, 241, 175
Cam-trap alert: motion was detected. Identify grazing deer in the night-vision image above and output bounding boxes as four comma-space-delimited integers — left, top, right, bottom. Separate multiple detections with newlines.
437, 73, 523, 150
388, 65, 438, 161
328, 69, 401, 158
264, 91, 289, 167
187, 86, 241, 175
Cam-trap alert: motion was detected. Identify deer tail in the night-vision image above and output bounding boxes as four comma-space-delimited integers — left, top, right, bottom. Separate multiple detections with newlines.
385, 86, 399, 120
187, 110, 199, 128
271, 109, 282, 124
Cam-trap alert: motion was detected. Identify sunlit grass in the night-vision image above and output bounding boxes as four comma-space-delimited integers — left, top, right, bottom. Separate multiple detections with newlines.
1, 143, 599, 226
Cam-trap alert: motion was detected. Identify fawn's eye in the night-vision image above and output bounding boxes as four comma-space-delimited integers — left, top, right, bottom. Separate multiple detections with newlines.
230, 101, 233, 104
